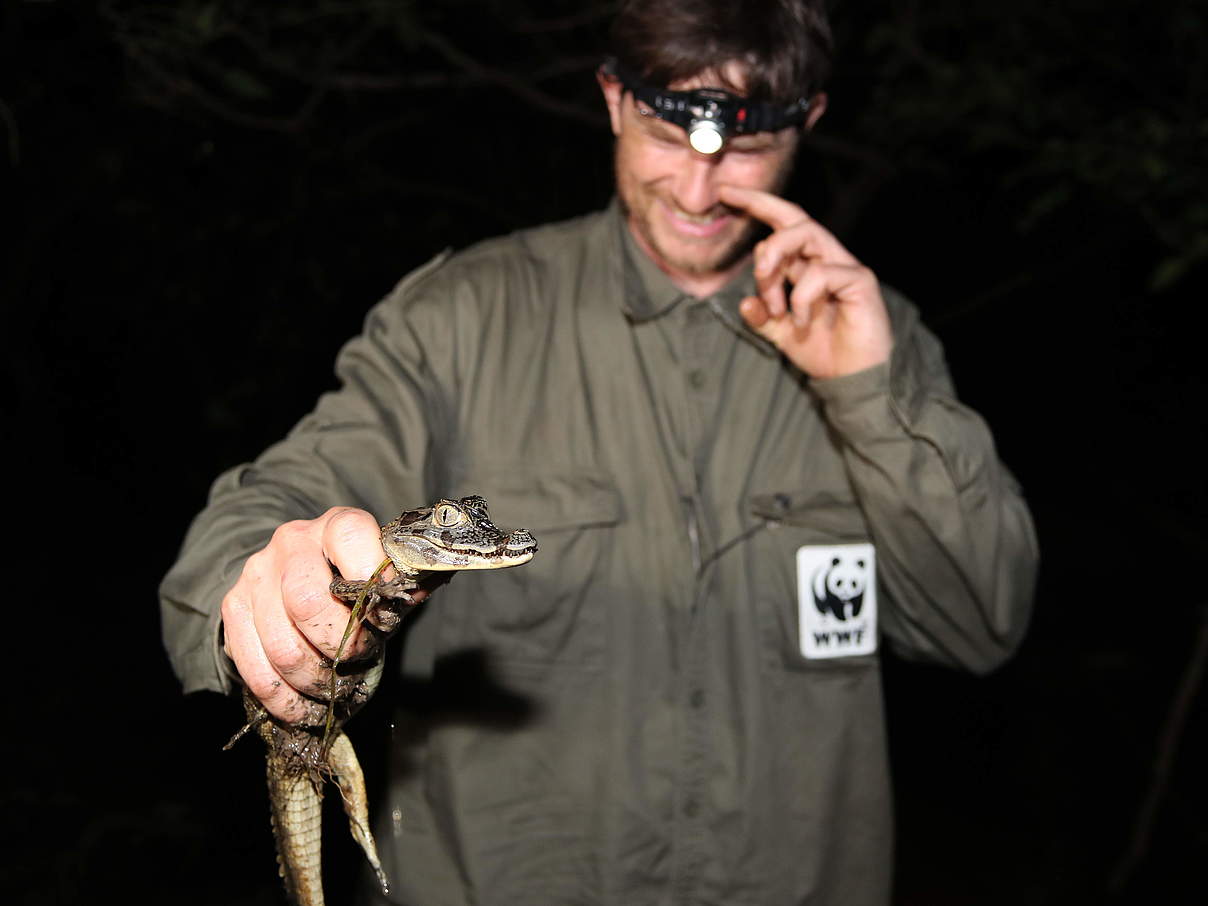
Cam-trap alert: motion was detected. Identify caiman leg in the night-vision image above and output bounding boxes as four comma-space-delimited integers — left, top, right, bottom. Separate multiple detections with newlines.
329, 731, 389, 896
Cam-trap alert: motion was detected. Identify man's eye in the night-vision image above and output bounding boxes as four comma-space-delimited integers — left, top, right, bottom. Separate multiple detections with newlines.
642, 122, 683, 147
729, 141, 774, 155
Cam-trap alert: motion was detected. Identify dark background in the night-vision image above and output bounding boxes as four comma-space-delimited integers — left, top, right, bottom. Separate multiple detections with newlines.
6, 1, 1206, 904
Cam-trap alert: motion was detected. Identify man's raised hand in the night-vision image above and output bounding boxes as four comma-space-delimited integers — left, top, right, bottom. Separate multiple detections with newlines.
719, 184, 893, 380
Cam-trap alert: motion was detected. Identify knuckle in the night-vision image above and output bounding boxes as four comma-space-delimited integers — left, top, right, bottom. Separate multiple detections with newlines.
242, 547, 266, 572
791, 273, 817, 296
310, 613, 359, 657
303, 621, 345, 661
240, 548, 275, 587
220, 592, 249, 631
248, 676, 308, 722
281, 572, 336, 620
242, 672, 282, 703
272, 519, 313, 547
260, 630, 309, 675
325, 507, 375, 545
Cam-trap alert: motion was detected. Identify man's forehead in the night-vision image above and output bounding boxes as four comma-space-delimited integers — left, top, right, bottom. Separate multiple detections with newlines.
667, 60, 750, 97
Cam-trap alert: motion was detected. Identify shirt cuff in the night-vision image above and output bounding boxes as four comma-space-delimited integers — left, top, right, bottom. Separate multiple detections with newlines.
808, 361, 901, 442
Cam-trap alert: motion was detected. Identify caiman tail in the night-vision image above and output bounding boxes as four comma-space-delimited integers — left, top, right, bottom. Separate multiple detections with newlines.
263, 745, 324, 904
246, 690, 389, 906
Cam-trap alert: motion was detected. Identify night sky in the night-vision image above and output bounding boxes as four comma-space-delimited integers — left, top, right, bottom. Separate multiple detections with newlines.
7, 2, 1206, 904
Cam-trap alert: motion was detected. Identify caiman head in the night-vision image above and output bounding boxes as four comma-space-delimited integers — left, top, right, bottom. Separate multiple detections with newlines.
381, 495, 537, 575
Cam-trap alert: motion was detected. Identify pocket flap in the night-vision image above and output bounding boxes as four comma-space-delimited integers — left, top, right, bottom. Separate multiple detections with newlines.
749, 489, 868, 540
452, 468, 623, 533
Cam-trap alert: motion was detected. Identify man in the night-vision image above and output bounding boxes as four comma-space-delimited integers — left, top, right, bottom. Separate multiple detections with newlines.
161, 1, 1038, 903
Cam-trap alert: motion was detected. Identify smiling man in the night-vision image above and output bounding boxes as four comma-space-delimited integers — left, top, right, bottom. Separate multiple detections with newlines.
603, 59, 813, 296
162, 2, 1038, 904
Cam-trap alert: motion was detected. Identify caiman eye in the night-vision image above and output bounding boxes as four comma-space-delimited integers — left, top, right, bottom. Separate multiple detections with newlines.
434, 503, 463, 527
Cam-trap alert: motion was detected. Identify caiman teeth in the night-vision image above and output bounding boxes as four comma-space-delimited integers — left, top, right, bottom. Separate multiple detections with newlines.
440, 543, 535, 558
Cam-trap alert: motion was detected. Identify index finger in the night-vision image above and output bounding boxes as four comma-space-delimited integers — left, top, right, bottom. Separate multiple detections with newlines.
718, 184, 809, 231
276, 508, 386, 658
722, 183, 858, 270
321, 507, 390, 586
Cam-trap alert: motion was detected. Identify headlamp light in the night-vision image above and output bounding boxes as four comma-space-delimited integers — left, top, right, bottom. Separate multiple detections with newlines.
688, 121, 725, 155
605, 58, 811, 154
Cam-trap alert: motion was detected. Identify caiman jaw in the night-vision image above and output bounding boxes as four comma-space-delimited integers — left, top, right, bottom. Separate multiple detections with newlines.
385, 531, 537, 571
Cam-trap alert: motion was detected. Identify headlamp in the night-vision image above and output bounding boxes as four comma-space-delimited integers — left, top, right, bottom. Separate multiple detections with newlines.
604, 58, 811, 154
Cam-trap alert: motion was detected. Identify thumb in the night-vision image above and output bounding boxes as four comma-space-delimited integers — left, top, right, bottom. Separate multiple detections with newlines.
740, 295, 792, 349
740, 294, 771, 332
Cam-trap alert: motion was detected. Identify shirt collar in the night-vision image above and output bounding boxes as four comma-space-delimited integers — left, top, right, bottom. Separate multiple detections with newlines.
616, 201, 684, 322
612, 199, 778, 357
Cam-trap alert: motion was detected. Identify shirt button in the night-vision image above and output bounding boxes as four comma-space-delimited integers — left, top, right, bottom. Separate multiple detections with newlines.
689, 689, 705, 708
683, 799, 700, 818
687, 369, 706, 389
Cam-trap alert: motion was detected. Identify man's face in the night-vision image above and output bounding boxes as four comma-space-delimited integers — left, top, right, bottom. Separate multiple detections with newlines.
599, 63, 819, 293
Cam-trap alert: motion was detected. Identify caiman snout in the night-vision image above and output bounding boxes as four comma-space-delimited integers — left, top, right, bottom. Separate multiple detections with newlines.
507, 529, 537, 553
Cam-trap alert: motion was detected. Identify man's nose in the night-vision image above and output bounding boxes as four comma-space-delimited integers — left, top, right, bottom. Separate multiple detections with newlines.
671, 154, 721, 214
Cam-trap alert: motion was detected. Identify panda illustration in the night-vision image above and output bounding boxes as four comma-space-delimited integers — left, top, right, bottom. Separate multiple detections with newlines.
812, 554, 869, 621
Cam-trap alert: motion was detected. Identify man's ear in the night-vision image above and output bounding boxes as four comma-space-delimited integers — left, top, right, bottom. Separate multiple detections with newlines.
804, 92, 828, 131
597, 69, 624, 136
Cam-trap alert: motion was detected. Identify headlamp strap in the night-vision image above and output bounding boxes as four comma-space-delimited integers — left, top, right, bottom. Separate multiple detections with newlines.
605, 58, 810, 137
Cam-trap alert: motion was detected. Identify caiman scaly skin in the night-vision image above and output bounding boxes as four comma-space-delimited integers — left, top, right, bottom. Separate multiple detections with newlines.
232, 496, 538, 906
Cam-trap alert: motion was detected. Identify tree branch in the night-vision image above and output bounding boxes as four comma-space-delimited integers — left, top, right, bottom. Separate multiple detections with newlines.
512, 4, 618, 34
1108, 602, 1208, 896
418, 29, 607, 130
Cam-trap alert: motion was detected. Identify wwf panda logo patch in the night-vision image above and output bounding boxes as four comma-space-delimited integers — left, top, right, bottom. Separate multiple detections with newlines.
797, 543, 877, 658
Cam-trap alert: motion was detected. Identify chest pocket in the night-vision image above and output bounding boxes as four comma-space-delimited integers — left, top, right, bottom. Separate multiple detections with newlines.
435, 468, 623, 670
747, 490, 880, 673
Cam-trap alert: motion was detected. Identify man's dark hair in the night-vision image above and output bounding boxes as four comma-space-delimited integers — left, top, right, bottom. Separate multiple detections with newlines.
609, 0, 833, 103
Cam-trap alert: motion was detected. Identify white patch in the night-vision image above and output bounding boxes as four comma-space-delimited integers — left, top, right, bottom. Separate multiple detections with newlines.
797, 543, 877, 659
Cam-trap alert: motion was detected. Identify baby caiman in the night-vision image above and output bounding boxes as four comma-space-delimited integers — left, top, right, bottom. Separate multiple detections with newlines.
228, 495, 537, 906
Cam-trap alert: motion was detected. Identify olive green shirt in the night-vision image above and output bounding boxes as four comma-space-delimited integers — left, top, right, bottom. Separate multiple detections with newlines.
161, 202, 1037, 905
